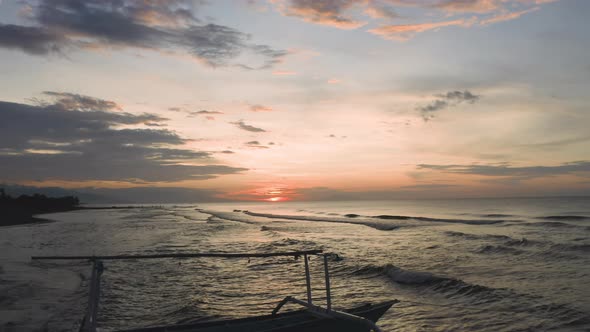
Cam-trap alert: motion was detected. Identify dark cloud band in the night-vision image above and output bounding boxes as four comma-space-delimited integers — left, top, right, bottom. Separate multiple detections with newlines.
0, 0, 286, 68
231, 120, 267, 132
0, 93, 247, 183
418, 90, 480, 121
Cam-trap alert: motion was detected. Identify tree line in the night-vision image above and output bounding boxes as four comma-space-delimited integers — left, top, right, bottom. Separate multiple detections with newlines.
0, 188, 80, 215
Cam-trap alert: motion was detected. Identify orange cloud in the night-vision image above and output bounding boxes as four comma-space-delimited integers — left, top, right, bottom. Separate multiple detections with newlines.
434, 0, 501, 13
272, 0, 366, 29
250, 104, 274, 112
268, 0, 557, 40
368, 17, 477, 41
517, 0, 558, 3
364, 1, 398, 19
480, 7, 539, 25
434, 0, 556, 13
327, 78, 342, 84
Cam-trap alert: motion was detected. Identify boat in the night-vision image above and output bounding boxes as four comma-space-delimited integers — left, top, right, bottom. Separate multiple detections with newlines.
31, 250, 398, 332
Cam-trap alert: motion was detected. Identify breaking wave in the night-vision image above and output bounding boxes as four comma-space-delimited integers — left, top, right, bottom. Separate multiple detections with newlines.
349, 264, 500, 299
526, 221, 580, 228
197, 209, 257, 225
443, 230, 590, 259
346, 263, 590, 328
252, 238, 321, 255
537, 215, 589, 221
480, 214, 515, 218
241, 211, 509, 231
550, 243, 590, 253
371, 215, 507, 225
444, 231, 511, 241
242, 211, 400, 231
476, 245, 525, 255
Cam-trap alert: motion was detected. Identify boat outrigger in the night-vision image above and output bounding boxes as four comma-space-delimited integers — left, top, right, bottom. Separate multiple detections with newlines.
31, 250, 398, 331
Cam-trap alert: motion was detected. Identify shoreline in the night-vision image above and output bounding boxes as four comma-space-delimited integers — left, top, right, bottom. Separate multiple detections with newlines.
0, 205, 160, 227
0, 214, 52, 227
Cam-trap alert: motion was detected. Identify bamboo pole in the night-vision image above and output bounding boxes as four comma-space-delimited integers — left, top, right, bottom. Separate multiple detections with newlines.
304, 254, 312, 304
323, 254, 332, 311
80, 260, 103, 332
31, 249, 323, 261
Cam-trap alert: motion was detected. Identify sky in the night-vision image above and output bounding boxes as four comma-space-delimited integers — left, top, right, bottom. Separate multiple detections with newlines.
0, 0, 589, 202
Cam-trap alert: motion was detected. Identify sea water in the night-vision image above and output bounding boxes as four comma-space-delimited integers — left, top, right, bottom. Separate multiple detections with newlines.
1, 197, 589, 331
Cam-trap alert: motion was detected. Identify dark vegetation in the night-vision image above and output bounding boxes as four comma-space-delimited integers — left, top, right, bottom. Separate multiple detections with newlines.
0, 188, 80, 226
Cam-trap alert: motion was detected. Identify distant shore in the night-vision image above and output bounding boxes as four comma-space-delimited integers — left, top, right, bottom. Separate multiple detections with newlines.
0, 205, 158, 227
0, 213, 52, 227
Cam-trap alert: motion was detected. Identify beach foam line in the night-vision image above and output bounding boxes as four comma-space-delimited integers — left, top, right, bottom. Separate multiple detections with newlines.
480, 214, 516, 218
198, 209, 510, 231
243, 211, 400, 230
245, 211, 508, 226
196, 209, 258, 224
372, 214, 507, 225
536, 215, 589, 221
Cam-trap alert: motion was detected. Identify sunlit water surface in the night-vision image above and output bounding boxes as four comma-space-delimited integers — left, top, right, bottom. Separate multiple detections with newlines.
1, 197, 589, 331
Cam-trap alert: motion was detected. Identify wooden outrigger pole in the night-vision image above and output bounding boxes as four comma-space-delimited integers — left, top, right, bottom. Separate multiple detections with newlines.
32, 249, 392, 332
31, 249, 323, 261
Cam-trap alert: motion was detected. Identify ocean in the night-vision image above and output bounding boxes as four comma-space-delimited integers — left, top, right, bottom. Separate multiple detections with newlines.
1, 197, 589, 331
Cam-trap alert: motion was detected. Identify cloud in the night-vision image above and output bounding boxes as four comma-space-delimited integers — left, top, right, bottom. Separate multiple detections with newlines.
267, 1, 556, 39
416, 161, 590, 179
368, 17, 477, 41
364, 1, 399, 19
0, 0, 286, 68
189, 110, 224, 119
438, 90, 480, 102
480, 7, 539, 25
249, 104, 273, 112
327, 78, 342, 84
0, 24, 64, 55
290, 186, 457, 201
0, 93, 247, 183
368, 0, 556, 40
276, 0, 366, 29
169, 107, 223, 119
244, 140, 269, 149
417, 90, 480, 121
41, 91, 122, 111
230, 120, 267, 132
193, 110, 223, 114
433, 0, 501, 13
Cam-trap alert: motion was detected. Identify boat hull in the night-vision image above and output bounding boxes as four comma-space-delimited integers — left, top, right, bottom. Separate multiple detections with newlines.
118, 300, 395, 332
